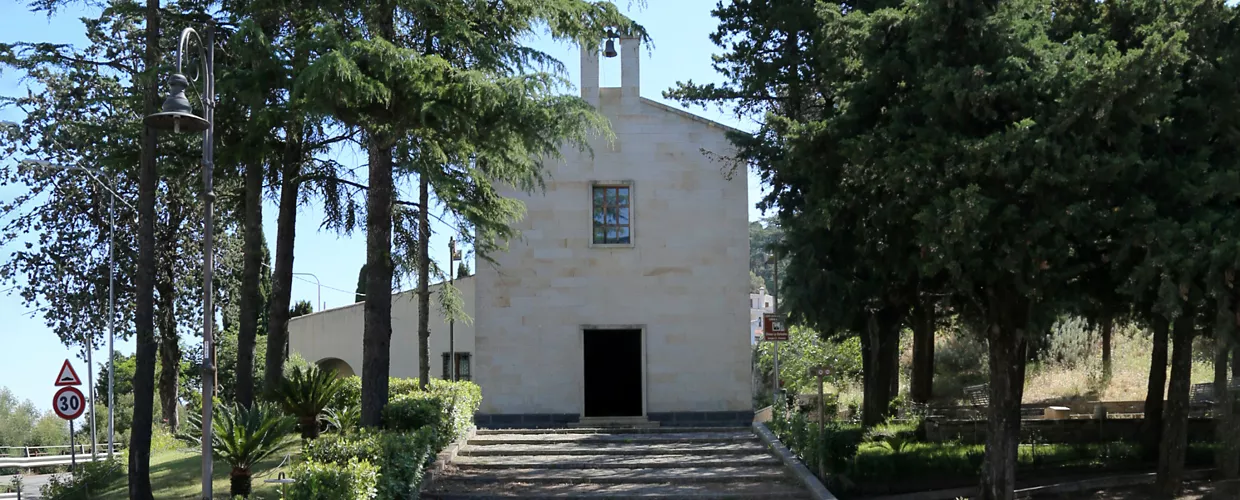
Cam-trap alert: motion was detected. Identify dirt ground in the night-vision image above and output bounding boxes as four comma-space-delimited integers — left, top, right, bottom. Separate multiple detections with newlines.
1033, 481, 1237, 500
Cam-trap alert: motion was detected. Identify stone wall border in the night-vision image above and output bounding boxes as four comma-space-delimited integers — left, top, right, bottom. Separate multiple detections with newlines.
752, 421, 838, 500
421, 425, 477, 492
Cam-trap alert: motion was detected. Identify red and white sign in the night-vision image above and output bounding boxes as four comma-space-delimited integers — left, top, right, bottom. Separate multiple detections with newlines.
763, 313, 789, 341
54, 359, 82, 386
53, 386, 85, 420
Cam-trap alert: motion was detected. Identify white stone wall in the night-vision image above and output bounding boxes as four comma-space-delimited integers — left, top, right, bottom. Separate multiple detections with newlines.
288, 277, 476, 381
474, 42, 750, 414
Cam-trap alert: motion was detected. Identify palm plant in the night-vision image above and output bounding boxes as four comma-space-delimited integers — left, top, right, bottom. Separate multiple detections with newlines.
323, 405, 361, 435
273, 365, 344, 438
212, 402, 297, 497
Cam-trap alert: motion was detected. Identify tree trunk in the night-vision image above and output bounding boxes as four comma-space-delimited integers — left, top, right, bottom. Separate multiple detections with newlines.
298, 415, 320, 439
1234, 343, 1240, 380
154, 189, 187, 433
263, 43, 306, 398
229, 467, 252, 498
1141, 314, 1170, 460
360, 135, 394, 427
417, 174, 431, 389
911, 298, 936, 404
1155, 310, 1194, 496
1101, 312, 1114, 379
236, 158, 264, 408
129, 2, 159, 498
264, 151, 300, 396
979, 294, 1030, 500
1215, 334, 1239, 479
862, 308, 900, 427
155, 279, 179, 433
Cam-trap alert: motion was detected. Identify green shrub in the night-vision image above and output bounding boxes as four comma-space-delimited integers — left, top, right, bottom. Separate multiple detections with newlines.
302, 427, 436, 500
275, 365, 346, 439
40, 458, 124, 499
330, 376, 363, 411
324, 405, 361, 435
212, 402, 297, 497
288, 457, 379, 500
383, 379, 481, 450
328, 376, 441, 411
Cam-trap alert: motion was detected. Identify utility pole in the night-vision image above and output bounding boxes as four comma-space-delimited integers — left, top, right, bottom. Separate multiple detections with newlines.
771, 250, 780, 403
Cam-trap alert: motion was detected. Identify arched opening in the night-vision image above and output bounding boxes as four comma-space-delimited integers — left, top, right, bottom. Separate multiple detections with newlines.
316, 358, 355, 378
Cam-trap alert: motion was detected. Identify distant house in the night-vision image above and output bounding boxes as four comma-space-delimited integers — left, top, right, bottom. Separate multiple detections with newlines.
289, 36, 751, 427
750, 287, 775, 345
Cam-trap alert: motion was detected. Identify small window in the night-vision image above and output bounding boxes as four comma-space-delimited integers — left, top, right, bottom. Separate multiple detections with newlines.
441, 352, 472, 381
592, 185, 631, 244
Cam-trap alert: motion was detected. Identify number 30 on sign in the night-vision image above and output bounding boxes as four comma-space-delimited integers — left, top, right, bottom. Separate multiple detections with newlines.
53, 386, 85, 420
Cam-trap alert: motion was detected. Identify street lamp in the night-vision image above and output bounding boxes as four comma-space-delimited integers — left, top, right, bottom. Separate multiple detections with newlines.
143, 19, 216, 500
23, 159, 136, 462
448, 238, 462, 381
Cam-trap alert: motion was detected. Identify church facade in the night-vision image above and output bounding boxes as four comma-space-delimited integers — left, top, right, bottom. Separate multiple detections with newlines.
289, 37, 751, 427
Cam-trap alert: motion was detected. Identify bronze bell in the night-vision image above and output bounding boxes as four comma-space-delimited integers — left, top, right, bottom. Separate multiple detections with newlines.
603, 38, 617, 58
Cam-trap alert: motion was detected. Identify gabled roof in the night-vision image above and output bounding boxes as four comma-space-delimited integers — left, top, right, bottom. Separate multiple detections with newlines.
639, 98, 749, 136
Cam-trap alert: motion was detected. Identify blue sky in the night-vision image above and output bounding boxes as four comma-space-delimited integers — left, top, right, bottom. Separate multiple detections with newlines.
0, 0, 770, 412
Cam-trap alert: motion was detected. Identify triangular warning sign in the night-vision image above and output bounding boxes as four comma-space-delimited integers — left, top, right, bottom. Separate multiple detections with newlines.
54, 359, 82, 386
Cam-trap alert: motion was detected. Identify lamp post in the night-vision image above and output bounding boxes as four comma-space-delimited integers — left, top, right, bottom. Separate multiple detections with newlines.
293, 272, 323, 311
24, 160, 135, 460
143, 19, 215, 500
448, 238, 461, 381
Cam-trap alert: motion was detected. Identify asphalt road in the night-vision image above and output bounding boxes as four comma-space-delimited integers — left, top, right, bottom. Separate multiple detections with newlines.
0, 472, 65, 499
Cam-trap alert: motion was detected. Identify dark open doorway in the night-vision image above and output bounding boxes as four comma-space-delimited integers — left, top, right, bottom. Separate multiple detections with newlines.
583, 329, 643, 417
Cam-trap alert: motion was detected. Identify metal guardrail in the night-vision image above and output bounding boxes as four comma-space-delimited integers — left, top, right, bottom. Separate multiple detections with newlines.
0, 444, 123, 469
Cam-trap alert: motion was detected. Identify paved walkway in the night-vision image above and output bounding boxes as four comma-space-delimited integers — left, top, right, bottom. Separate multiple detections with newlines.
0, 473, 62, 498
423, 427, 813, 499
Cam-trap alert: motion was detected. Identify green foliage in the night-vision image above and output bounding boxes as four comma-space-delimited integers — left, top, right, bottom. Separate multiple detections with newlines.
216, 325, 270, 405
275, 366, 346, 439
291, 301, 315, 318
288, 457, 380, 500
302, 427, 436, 500
211, 403, 297, 497
768, 404, 863, 476
748, 217, 784, 292
0, 387, 68, 447
323, 406, 362, 436
39, 458, 123, 500
383, 379, 482, 451
283, 353, 314, 379
755, 326, 862, 396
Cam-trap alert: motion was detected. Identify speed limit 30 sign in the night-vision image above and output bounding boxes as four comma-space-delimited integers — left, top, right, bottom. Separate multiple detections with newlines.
53, 386, 86, 420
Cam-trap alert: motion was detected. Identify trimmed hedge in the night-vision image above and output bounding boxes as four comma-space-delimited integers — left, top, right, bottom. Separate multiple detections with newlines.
304, 426, 436, 500
288, 457, 379, 500
327, 376, 482, 452
384, 379, 482, 451
328, 376, 442, 411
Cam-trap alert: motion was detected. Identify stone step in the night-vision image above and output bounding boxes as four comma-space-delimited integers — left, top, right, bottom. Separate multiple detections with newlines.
469, 431, 756, 445
423, 480, 814, 499
435, 466, 790, 484
474, 427, 751, 436
452, 453, 782, 470
458, 442, 769, 457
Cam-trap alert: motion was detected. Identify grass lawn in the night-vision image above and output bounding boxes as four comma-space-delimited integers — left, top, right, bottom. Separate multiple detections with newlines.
97, 447, 297, 499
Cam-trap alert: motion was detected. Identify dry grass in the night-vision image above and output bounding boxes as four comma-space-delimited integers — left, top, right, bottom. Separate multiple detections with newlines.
1023, 326, 1214, 405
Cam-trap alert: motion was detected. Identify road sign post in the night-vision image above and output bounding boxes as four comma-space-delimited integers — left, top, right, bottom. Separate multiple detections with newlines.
53, 360, 85, 474
763, 313, 789, 341
808, 366, 830, 479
